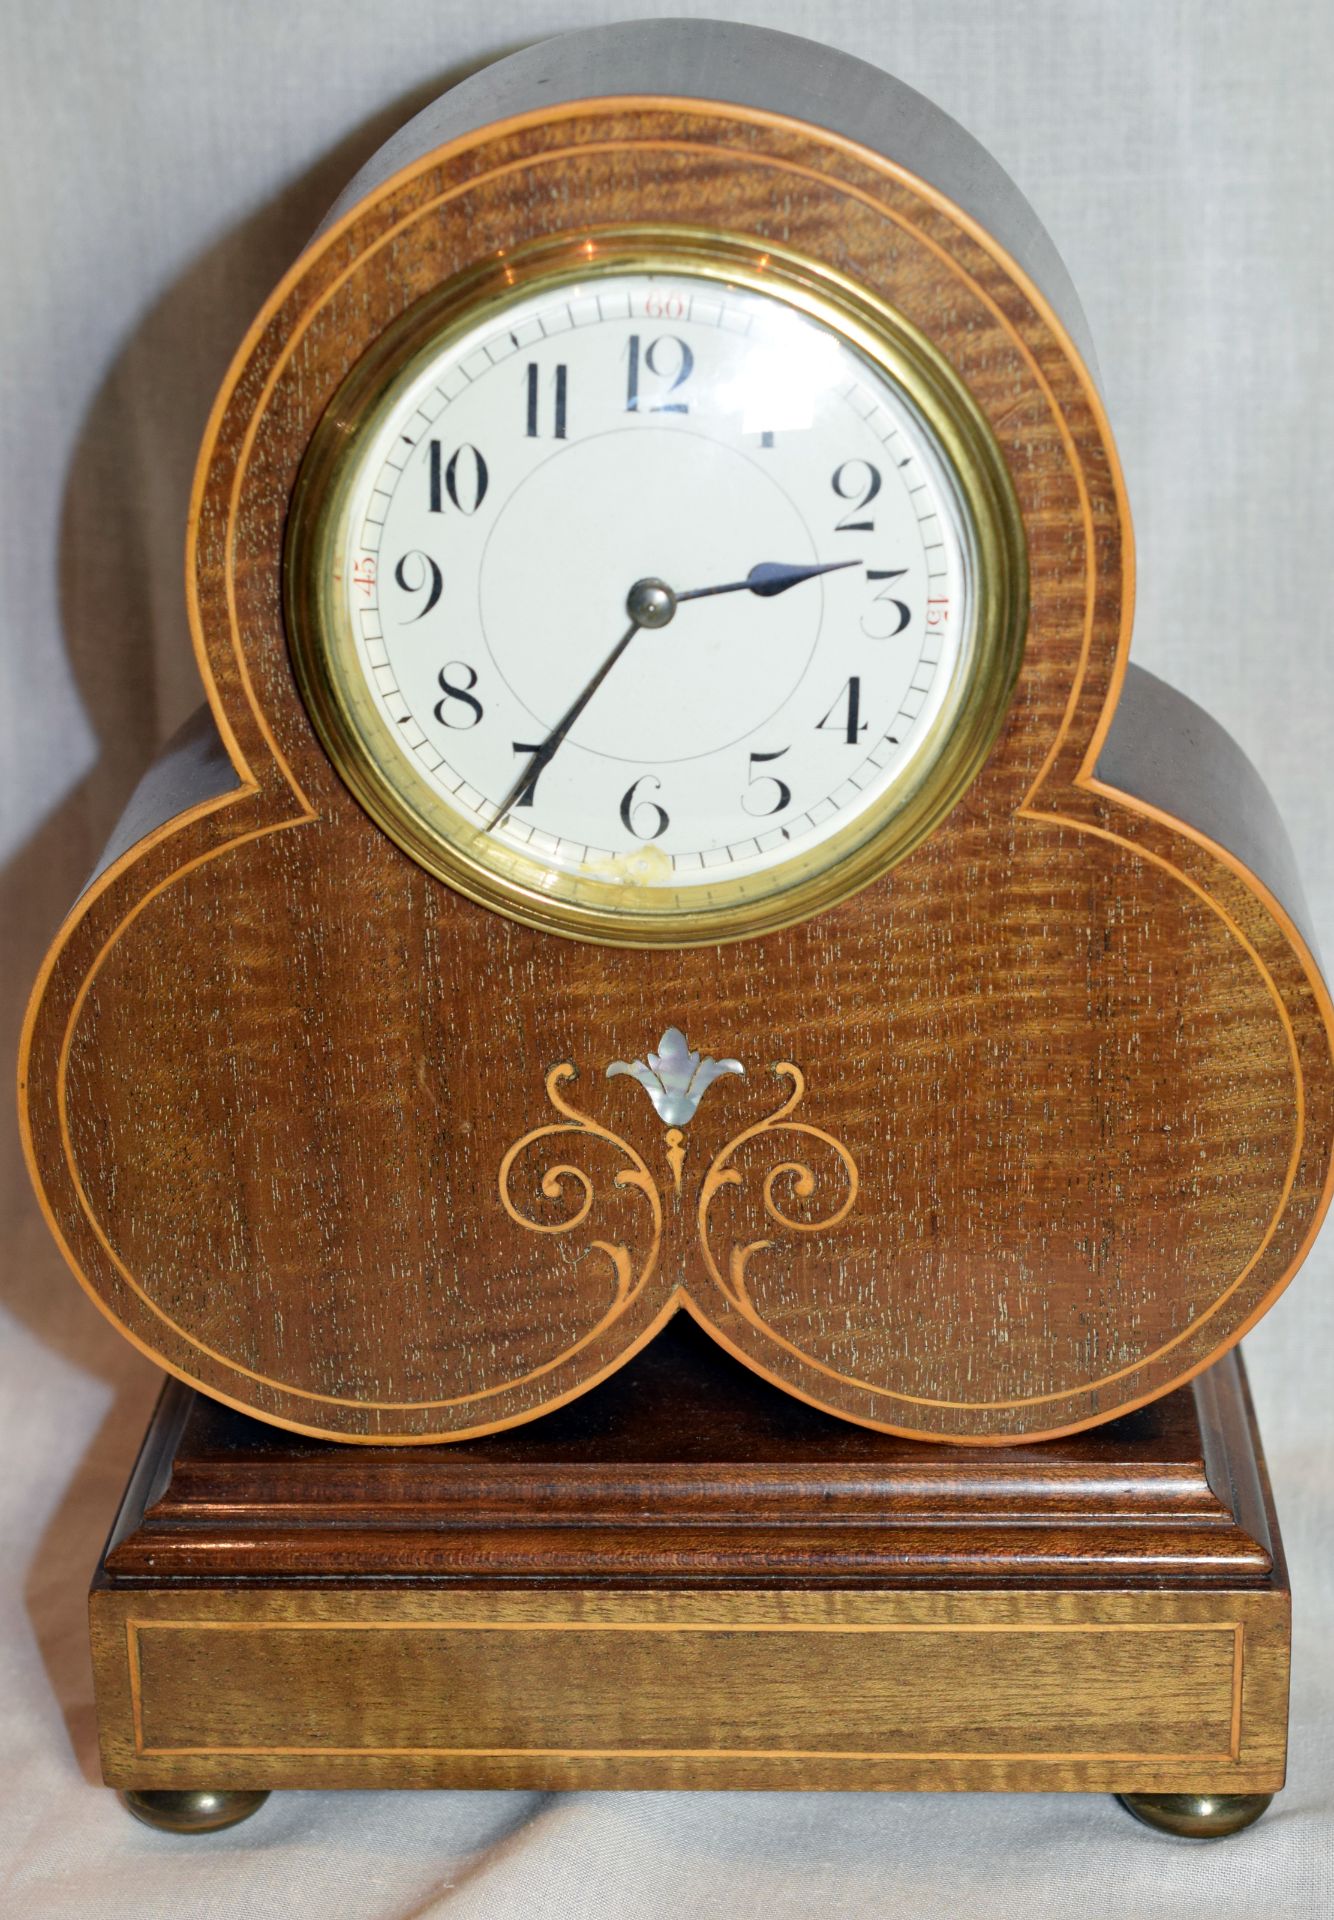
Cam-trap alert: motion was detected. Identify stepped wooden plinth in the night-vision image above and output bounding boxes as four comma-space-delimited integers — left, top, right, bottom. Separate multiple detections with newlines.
91, 1322, 1288, 1822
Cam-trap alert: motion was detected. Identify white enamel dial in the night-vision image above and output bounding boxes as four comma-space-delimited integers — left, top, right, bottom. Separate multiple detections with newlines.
295, 249, 1017, 943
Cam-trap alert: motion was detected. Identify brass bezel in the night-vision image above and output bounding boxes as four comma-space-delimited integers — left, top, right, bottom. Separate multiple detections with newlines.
285, 228, 1028, 947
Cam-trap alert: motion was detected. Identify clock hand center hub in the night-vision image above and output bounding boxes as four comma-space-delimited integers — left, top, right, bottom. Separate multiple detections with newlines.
480, 430, 821, 763
625, 577, 677, 629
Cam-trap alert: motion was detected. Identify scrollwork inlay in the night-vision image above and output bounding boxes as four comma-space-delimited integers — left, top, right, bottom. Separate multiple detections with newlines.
498, 1039, 858, 1341
697, 1061, 860, 1321
498, 1064, 662, 1311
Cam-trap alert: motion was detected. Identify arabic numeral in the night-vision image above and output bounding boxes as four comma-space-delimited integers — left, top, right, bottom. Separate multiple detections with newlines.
626, 334, 694, 413
433, 662, 483, 728
832, 460, 881, 532
427, 441, 489, 514
525, 363, 568, 438
620, 774, 669, 839
393, 551, 442, 622
741, 747, 791, 816
509, 742, 546, 805
863, 567, 911, 638
816, 677, 867, 745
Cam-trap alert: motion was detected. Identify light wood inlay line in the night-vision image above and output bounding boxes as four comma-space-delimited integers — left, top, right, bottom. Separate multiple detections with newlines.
126, 1616, 1245, 1763
136, 1743, 1240, 1764
128, 1618, 1246, 1636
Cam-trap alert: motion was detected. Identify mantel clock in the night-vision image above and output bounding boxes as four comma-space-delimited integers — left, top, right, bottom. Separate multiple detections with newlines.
19, 19, 1332, 1835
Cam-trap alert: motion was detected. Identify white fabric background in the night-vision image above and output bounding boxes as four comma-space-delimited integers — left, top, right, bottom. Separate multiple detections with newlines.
2, 2, 1332, 1912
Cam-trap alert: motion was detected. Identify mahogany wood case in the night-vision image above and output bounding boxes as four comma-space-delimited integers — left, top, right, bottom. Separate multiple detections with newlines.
18, 23, 1334, 1444
91, 1327, 1290, 1798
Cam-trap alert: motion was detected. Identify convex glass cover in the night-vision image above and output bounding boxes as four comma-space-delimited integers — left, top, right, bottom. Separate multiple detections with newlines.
288, 236, 1026, 944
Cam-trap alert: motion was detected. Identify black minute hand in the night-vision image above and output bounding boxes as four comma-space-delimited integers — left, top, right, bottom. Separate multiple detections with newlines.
675, 557, 862, 602
485, 614, 643, 831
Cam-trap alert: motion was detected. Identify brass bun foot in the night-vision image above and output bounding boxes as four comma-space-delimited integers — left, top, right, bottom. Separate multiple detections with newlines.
119, 1788, 270, 1834
1116, 1792, 1273, 1838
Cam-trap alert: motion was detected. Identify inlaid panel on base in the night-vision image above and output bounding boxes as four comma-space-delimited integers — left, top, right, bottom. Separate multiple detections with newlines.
91, 1325, 1289, 1800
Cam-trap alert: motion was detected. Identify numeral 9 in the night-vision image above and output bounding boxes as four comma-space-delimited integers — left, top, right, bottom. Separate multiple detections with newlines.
394, 551, 442, 622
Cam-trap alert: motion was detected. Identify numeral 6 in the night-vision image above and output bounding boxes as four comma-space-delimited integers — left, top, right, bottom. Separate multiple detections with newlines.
620, 775, 669, 840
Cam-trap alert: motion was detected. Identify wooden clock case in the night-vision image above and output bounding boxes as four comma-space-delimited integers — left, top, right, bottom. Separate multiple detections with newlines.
19, 23, 1334, 1448
16, 19, 1331, 1831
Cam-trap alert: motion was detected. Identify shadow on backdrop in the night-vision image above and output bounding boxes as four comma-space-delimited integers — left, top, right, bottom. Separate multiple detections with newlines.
9, 55, 510, 1784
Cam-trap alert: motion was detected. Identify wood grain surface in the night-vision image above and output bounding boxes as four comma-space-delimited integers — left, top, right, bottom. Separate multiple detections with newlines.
20, 94, 1334, 1441
88, 1340, 1290, 1794
101, 1317, 1278, 1587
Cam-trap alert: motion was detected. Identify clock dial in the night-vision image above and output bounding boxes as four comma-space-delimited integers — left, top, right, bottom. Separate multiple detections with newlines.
288, 239, 1025, 943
